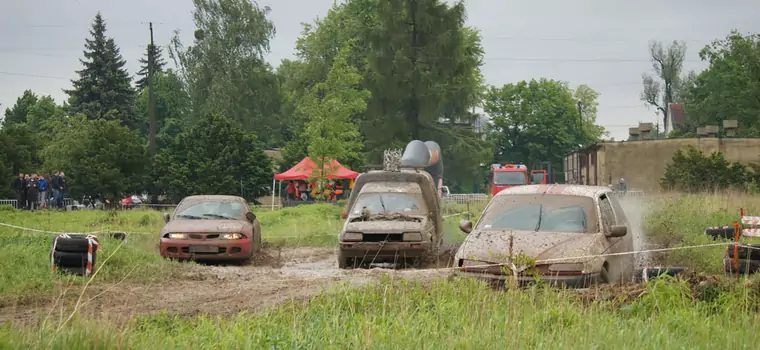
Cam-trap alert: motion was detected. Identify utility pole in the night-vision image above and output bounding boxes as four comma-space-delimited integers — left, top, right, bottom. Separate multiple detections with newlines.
148, 22, 157, 155
577, 101, 583, 146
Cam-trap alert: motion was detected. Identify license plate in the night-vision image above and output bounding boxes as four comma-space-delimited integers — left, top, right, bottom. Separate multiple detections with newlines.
189, 245, 219, 253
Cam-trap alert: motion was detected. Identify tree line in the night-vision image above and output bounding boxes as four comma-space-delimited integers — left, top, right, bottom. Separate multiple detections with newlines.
1, 0, 758, 202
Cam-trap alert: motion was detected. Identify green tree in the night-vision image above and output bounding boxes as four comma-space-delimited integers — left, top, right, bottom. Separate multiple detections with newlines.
155, 114, 272, 203
134, 44, 167, 91
640, 40, 688, 135
134, 70, 190, 143
41, 116, 148, 200
2, 90, 38, 126
287, 0, 490, 189
65, 13, 137, 129
685, 31, 760, 136
485, 79, 604, 177
168, 0, 282, 147
299, 43, 369, 192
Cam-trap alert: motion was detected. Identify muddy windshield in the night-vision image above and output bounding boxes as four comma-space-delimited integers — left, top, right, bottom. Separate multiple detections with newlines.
493, 171, 527, 186
476, 194, 598, 233
531, 172, 545, 184
174, 200, 245, 220
352, 193, 426, 215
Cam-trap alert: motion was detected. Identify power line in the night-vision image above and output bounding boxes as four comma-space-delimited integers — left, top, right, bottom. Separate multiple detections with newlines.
0, 71, 69, 80
482, 36, 715, 44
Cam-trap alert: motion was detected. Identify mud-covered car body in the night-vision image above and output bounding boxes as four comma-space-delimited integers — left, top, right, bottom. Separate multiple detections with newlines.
454, 184, 634, 287
159, 195, 262, 262
337, 170, 444, 267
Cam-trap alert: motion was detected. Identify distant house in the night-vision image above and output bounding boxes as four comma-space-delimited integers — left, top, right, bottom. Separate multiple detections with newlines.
667, 103, 687, 134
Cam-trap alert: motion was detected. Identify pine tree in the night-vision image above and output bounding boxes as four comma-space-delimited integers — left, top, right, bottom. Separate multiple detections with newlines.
65, 12, 138, 129
134, 44, 166, 90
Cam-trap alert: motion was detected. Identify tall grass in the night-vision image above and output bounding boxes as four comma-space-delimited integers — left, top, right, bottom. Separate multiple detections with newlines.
2, 276, 760, 349
645, 191, 760, 273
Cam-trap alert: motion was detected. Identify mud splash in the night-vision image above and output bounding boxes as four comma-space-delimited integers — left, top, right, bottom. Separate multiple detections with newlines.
618, 195, 657, 268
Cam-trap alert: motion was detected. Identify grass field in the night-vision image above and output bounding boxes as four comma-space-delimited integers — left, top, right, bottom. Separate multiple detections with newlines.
1, 194, 759, 349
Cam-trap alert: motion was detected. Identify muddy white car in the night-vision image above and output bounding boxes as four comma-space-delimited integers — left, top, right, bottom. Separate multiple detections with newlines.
454, 184, 634, 287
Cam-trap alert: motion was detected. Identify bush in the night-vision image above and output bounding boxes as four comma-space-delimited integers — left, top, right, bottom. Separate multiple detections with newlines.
660, 146, 750, 192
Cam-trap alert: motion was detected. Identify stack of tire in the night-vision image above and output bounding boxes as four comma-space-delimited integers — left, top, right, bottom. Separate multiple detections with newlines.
51, 234, 99, 276
724, 243, 760, 275
704, 226, 760, 275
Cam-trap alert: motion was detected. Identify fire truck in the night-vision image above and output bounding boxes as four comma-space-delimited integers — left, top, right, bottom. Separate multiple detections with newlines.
490, 163, 528, 195
489, 163, 550, 195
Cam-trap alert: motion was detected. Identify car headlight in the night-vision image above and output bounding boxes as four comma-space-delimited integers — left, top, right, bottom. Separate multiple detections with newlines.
220, 233, 244, 240
168, 233, 187, 239
342, 232, 362, 241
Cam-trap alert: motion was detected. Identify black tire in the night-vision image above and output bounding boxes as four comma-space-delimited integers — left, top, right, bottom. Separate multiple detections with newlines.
635, 267, 687, 282
726, 243, 760, 260
723, 258, 760, 275
111, 232, 126, 241
704, 227, 736, 240
53, 250, 88, 267
52, 236, 99, 253
57, 266, 87, 276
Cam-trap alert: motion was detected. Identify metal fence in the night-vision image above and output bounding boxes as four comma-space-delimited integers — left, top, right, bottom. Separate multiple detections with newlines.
0, 198, 74, 209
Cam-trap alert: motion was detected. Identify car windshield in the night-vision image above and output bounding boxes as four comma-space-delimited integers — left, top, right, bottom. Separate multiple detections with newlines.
493, 171, 527, 186
352, 193, 426, 215
174, 200, 245, 219
531, 172, 545, 184
476, 194, 597, 233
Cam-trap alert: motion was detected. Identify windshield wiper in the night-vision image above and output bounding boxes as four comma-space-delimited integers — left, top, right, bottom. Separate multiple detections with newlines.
202, 213, 234, 219
379, 195, 387, 215
535, 204, 543, 231
176, 214, 205, 220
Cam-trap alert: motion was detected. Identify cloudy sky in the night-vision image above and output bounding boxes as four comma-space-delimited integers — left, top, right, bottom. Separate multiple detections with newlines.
1, 0, 758, 140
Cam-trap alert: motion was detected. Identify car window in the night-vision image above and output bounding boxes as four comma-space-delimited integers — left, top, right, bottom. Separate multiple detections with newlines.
493, 172, 527, 186
531, 172, 545, 184
598, 195, 615, 233
476, 194, 598, 233
175, 201, 245, 219
352, 193, 426, 215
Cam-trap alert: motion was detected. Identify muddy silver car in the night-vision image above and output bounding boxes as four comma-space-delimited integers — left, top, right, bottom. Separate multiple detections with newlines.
337, 171, 444, 268
454, 184, 634, 287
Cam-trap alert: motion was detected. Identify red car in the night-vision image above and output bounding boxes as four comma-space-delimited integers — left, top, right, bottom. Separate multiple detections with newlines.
159, 195, 262, 262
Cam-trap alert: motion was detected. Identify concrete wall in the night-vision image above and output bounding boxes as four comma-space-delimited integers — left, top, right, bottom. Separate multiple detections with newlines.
596, 138, 760, 191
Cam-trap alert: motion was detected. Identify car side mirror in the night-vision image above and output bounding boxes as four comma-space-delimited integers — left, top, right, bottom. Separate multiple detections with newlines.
163, 212, 170, 223
459, 219, 473, 234
246, 212, 257, 222
341, 211, 347, 219
608, 225, 627, 237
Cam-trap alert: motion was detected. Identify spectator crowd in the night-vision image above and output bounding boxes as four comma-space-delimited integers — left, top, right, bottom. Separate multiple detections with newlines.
10, 171, 67, 210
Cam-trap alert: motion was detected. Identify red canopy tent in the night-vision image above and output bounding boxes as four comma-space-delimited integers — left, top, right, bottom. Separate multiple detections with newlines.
271, 157, 360, 207
274, 157, 360, 180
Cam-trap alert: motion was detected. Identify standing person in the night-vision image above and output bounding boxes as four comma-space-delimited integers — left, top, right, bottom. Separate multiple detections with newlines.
38, 174, 49, 209
57, 172, 66, 209
286, 182, 296, 201
11, 173, 23, 210
28, 174, 40, 211
22, 174, 31, 210
51, 171, 60, 209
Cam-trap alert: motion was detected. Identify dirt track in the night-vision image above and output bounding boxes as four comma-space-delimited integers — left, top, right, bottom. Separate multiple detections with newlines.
0, 247, 455, 325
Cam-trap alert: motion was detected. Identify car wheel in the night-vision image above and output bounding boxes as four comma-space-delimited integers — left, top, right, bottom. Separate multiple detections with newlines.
599, 265, 610, 284
337, 251, 352, 269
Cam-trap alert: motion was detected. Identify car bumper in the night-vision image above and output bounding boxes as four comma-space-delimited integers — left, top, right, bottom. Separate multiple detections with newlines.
160, 238, 252, 260
339, 241, 430, 258
456, 271, 601, 289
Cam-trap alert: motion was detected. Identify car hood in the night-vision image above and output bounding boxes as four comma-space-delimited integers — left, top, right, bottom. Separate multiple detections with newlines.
345, 219, 424, 233
162, 219, 249, 233
454, 229, 606, 265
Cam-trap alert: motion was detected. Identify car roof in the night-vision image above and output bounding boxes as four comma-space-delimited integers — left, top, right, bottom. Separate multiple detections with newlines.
495, 184, 612, 199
